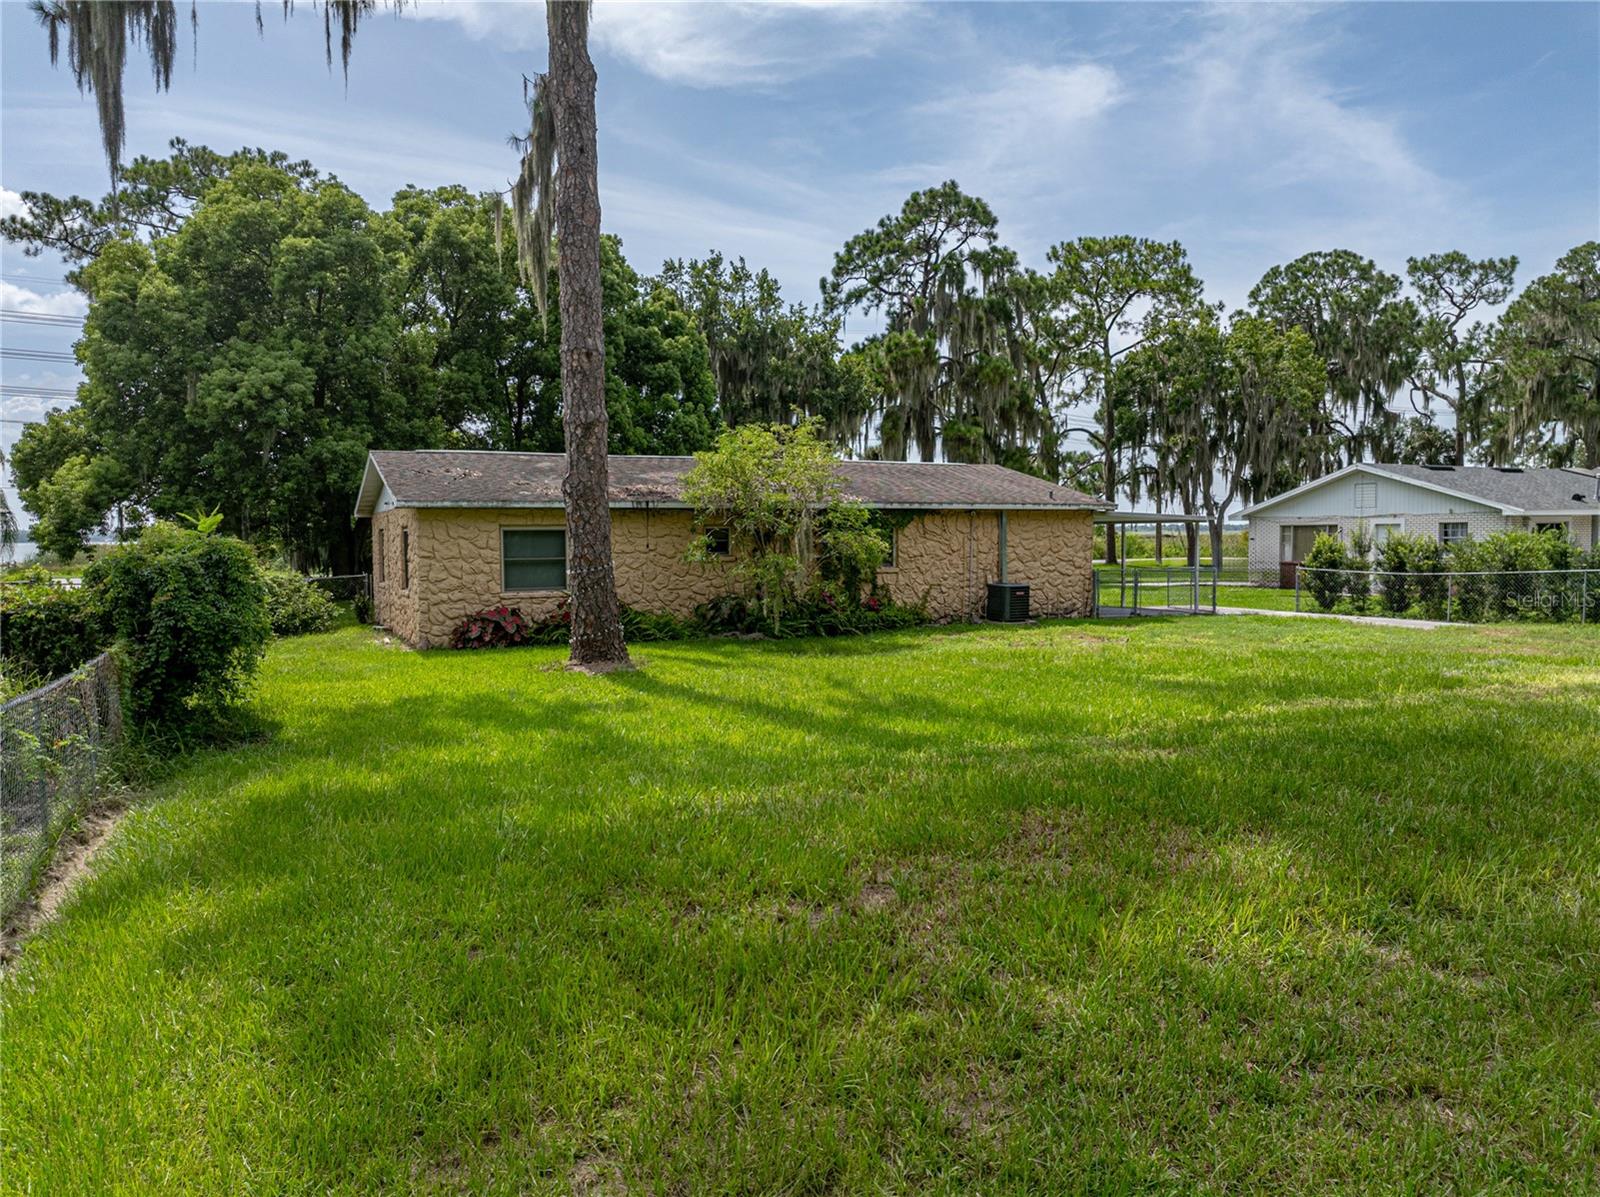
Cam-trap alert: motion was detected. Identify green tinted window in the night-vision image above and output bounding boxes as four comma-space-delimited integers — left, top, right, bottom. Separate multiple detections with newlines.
502, 529, 566, 590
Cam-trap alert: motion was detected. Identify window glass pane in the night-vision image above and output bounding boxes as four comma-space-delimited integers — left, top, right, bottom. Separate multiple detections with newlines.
504, 529, 565, 559
502, 528, 566, 590
705, 527, 731, 555
504, 558, 566, 590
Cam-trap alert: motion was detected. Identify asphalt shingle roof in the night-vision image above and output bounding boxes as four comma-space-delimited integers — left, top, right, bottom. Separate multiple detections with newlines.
357, 450, 1108, 516
1372, 464, 1600, 512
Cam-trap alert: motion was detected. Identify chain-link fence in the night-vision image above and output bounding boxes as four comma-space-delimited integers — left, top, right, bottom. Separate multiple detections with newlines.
1, 653, 124, 919
305, 573, 370, 602
1295, 567, 1600, 624
1095, 566, 1217, 616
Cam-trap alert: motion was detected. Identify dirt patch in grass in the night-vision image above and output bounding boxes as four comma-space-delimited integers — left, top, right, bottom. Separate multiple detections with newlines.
855, 881, 898, 913
2, 802, 125, 968
571, 1150, 627, 1195
922, 1070, 1014, 1141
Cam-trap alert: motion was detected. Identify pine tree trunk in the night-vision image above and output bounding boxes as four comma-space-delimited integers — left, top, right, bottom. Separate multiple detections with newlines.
548, 0, 629, 668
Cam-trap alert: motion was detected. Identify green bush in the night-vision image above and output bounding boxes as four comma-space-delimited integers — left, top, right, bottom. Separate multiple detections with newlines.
84, 523, 270, 737
692, 590, 928, 639
1374, 533, 1446, 616
1302, 533, 1351, 611
262, 571, 338, 637
0, 570, 106, 679
1449, 530, 1579, 622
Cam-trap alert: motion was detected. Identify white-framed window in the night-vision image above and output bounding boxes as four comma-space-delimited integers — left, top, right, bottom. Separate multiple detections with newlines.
1535, 521, 1568, 537
502, 528, 566, 591
1439, 521, 1469, 547
1354, 481, 1377, 513
704, 527, 731, 556
1373, 521, 1401, 547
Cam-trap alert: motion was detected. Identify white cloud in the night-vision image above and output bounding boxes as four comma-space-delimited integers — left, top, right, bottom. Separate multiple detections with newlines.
908, 62, 1122, 180
1173, 6, 1445, 213
0, 281, 87, 318
0, 187, 28, 220
412, 0, 914, 87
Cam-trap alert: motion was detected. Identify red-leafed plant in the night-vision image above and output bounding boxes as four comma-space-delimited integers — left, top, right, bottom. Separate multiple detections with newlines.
449, 605, 532, 649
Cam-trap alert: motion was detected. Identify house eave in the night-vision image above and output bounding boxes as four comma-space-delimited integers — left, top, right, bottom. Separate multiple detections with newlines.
369, 499, 1112, 514
1238, 463, 1521, 518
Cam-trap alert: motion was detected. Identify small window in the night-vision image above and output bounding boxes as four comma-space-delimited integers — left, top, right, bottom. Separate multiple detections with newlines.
503, 528, 566, 590
1439, 522, 1468, 546
1535, 521, 1568, 537
377, 528, 386, 583
1353, 481, 1377, 513
882, 527, 897, 568
401, 527, 410, 589
1373, 522, 1400, 547
705, 527, 731, 556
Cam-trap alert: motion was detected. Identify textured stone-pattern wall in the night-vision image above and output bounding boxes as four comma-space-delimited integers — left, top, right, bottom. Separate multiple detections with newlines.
878, 509, 1094, 621
610, 508, 740, 613
407, 507, 736, 647
1003, 509, 1096, 617
370, 508, 420, 644
877, 511, 992, 621
381, 504, 1097, 646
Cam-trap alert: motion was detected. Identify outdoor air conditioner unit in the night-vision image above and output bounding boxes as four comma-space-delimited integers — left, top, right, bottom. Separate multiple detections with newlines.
986, 582, 1030, 622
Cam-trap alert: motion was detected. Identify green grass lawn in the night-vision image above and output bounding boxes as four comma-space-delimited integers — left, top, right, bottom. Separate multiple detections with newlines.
5, 618, 1599, 1194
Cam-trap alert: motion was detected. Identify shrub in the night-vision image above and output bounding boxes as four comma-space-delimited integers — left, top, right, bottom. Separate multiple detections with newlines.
1301, 533, 1351, 611
0, 571, 106, 679
84, 522, 270, 736
450, 606, 534, 649
262, 571, 338, 637
682, 422, 889, 631
620, 605, 696, 643
693, 589, 928, 639
352, 590, 374, 625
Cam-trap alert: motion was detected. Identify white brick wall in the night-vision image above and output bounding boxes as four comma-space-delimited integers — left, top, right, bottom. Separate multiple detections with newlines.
1247, 512, 1510, 576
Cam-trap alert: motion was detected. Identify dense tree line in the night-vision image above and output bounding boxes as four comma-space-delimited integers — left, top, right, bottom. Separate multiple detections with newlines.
6, 146, 1596, 567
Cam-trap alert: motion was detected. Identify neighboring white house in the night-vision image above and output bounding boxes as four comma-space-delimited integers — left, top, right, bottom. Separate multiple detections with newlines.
1240, 463, 1600, 586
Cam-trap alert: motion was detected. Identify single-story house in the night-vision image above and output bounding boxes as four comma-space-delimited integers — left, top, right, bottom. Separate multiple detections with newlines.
1240, 463, 1600, 585
353, 450, 1110, 647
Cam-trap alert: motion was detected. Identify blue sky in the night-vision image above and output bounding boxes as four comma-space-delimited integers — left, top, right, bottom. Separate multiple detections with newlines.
2, 0, 1597, 518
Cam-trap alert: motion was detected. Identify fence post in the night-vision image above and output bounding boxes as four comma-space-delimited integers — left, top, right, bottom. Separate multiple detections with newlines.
1294, 567, 1301, 612
1133, 573, 1141, 616
1447, 577, 1453, 623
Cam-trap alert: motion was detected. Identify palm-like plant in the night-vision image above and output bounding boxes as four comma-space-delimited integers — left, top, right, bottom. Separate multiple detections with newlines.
29, 0, 630, 667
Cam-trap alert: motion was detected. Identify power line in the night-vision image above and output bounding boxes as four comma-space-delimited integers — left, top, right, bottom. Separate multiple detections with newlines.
0, 384, 81, 399
1, 348, 78, 364
0, 310, 85, 327
0, 273, 78, 291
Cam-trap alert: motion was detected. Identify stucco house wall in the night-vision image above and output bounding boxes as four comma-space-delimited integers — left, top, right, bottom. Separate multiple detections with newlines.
372, 505, 1097, 647
370, 507, 421, 645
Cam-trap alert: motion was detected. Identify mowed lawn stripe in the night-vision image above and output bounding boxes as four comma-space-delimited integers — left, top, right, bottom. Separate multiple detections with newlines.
4, 618, 1598, 1194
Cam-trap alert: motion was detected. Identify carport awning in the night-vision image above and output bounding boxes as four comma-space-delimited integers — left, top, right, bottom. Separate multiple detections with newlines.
1093, 511, 1210, 524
